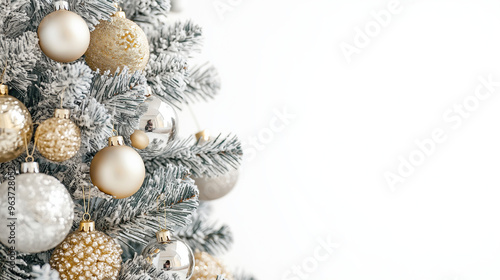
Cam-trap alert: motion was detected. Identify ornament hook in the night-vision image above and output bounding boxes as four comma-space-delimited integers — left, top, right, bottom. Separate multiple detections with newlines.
24, 131, 37, 162
81, 183, 92, 221
156, 195, 167, 230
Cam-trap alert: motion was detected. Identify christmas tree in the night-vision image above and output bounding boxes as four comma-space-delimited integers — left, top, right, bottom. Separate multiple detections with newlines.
0, 0, 249, 279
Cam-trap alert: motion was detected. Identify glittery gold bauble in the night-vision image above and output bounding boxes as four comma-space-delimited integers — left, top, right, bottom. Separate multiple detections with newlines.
130, 129, 149, 149
0, 85, 33, 162
85, 11, 150, 73
35, 109, 81, 162
192, 252, 233, 280
37, 5, 90, 63
90, 135, 146, 199
50, 220, 122, 280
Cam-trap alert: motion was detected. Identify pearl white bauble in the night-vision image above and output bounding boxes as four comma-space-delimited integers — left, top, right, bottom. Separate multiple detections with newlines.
37, 10, 90, 62
90, 136, 145, 199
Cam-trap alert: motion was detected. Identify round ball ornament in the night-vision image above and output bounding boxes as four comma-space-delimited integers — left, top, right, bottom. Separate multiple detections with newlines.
0, 85, 33, 162
130, 129, 149, 149
85, 10, 150, 73
194, 169, 239, 201
142, 229, 195, 279
140, 96, 178, 144
50, 219, 122, 280
90, 135, 145, 199
192, 251, 233, 280
35, 109, 81, 162
37, 1, 90, 63
0, 162, 74, 253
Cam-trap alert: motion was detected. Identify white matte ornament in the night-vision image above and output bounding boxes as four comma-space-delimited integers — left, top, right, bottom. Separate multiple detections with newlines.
90, 136, 146, 199
37, 7, 90, 63
194, 169, 239, 201
0, 162, 74, 253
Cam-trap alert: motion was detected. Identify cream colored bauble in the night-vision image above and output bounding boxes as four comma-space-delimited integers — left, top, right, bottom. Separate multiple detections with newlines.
37, 4, 90, 63
85, 10, 149, 73
130, 130, 149, 149
90, 135, 145, 199
35, 109, 81, 162
0, 85, 33, 162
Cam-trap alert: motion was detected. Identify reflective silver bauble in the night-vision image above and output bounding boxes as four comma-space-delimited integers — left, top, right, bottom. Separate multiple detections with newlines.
0, 162, 74, 253
142, 230, 194, 279
194, 169, 239, 201
140, 96, 177, 144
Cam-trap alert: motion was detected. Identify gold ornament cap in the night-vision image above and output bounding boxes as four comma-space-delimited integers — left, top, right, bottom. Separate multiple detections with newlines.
108, 135, 124, 146
195, 130, 210, 142
21, 162, 39, 174
156, 229, 172, 243
79, 220, 96, 232
0, 84, 8, 95
54, 108, 70, 119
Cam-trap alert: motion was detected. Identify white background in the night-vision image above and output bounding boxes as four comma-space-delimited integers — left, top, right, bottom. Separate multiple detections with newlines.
172, 0, 500, 279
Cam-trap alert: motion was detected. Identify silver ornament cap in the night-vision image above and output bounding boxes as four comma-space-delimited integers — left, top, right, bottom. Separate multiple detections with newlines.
21, 162, 39, 173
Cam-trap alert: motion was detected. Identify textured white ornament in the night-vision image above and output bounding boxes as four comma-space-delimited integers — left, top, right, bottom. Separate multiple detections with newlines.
0, 162, 74, 253
37, 5, 90, 63
194, 169, 239, 201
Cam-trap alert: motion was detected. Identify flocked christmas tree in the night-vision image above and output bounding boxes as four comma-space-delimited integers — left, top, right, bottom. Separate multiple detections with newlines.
0, 0, 252, 279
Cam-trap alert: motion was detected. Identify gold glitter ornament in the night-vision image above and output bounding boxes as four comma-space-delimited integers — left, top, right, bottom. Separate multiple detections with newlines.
192, 252, 233, 280
0, 85, 33, 162
50, 220, 123, 280
85, 9, 150, 73
35, 109, 81, 162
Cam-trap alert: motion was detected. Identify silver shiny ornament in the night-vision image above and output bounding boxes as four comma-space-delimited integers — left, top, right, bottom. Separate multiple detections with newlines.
140, 96, 177, 144
0, 162, 74, 253
194, 169, 239, 201
142, 230, 195, 279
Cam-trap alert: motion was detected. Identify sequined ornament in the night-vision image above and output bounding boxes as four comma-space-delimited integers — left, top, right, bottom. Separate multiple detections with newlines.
37, 1, 90, 63
139, 96, 178, 144
85, 9, 149, 73
192, 251, 233, 280
0, 162, 74, 253
50, 219, 123, 280
35, 109, 81, 162
90, 135, 145, 199
194, 169, 239, 201
142, 230, 195, 279
0, 85, 33, 162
